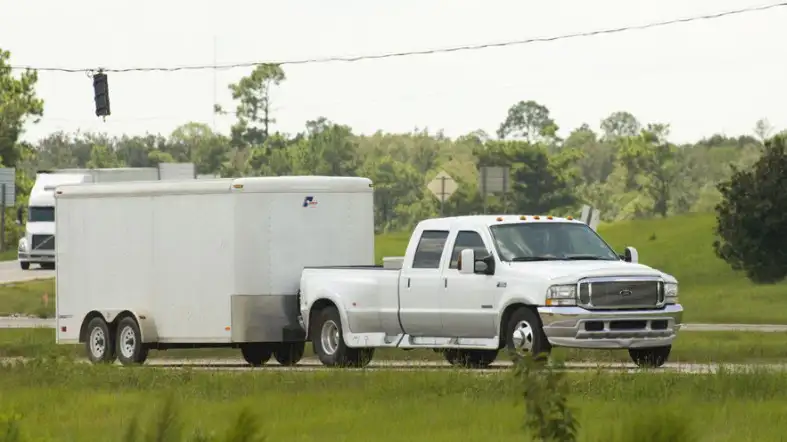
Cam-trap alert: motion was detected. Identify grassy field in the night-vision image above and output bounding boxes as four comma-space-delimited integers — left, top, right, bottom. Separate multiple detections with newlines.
2, 212, 786, 323
0, 358, 786, 441
3, 327, 787, 364
0, 249, 16, 262
377, 213, 787, 324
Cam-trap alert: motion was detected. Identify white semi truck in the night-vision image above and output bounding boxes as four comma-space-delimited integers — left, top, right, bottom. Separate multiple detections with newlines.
55, 176, 374, 366
18, 164, 195, 270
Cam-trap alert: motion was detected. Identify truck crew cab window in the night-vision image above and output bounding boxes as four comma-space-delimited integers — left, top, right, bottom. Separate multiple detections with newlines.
449, 231, 489, 269
412, 230, 449, 269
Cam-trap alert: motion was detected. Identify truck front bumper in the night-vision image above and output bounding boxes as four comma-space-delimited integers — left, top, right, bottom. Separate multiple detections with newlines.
18, 252, 55, 263
537, 304, 683, 349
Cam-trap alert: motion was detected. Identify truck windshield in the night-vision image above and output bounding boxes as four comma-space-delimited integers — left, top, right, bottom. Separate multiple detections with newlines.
29, 206, 55, 222
489, 222, 619, 262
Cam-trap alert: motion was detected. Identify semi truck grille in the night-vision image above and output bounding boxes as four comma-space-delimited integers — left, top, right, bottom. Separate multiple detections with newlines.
578, 278, 663, 310
31, 234, 55, 251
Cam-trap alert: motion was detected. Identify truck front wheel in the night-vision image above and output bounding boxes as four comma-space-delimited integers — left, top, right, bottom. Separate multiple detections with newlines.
273, 341, 306, 366
85, 317, 116, 364
19, 262, 29, 270
629, 345, 671, 368
504, 307, 551, 361
240, 343, 273, 367
311, 306, 374, 368
116, 317, 149, 365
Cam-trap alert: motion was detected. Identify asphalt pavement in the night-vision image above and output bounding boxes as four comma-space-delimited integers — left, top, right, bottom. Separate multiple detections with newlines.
0, 260, 54, 284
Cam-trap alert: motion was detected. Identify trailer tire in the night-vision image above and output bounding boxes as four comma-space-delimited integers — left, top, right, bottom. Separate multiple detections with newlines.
116, 317, 149, 365
311, 306, 374, 368
19, 262, 29, 270
85, 317, 116, 364
273, 341, 305, 366
240, 343, 273, 367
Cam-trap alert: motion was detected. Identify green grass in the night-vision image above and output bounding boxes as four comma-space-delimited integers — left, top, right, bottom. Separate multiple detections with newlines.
2, 328, 787, 365
0, 249, 17, 262
0, 358, 786, 441
2, 213, 785, 323
376, 213, 787, 324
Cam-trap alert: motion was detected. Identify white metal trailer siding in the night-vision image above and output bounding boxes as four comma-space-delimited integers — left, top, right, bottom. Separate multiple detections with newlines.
55, 176, 374, 346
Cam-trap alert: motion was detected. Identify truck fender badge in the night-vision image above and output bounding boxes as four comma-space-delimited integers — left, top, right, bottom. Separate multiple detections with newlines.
497, 282, 507, 288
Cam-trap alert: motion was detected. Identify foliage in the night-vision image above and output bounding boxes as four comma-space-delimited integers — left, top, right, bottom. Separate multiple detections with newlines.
713, 135, 787, 283
513, 353, 578, 441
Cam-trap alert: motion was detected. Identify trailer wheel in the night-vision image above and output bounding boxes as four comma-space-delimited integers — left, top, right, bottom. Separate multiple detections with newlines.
116, 317, 149, 365
311, 306, 374, 368
273, 341, 305, 366
19, 262, 29, 270
85, 317, 116, 364
240, 343, 273, 367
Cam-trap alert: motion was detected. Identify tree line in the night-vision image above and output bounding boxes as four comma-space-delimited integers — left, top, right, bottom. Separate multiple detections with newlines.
1, 49, 782, 271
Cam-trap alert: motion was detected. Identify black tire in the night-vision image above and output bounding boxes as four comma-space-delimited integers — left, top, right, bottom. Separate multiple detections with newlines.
445, 349, 498, 368
629, 345, 671, 368
241, 343, 273, 367
311, 306, 374, 368
19, 262, 30, 270
504, 307, 551, 361
116, 317, 149, 365
273, 341, 306, 366
85, 317, 116, 364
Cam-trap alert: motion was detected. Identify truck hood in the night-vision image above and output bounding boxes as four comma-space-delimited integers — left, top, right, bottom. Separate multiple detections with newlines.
506, 260, 674, 283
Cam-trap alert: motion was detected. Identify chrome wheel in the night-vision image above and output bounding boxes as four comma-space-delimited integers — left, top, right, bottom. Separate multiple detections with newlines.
511, 319, 534, 355
320, 319, 340, 355
119, 325, 136, 359
89, 327, 106, 358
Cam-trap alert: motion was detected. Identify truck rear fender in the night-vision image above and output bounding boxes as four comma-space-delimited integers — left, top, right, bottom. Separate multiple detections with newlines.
79, 309, 159, 343
303, 290, 350, 339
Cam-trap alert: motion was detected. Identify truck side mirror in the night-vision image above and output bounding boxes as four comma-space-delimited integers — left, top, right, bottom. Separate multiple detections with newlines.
458, 249, 475, 274
476, 254, 496, 275
623, 246, 638, 263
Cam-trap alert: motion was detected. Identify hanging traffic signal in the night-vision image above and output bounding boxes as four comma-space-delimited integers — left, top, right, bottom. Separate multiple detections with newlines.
93, 72, 110, 117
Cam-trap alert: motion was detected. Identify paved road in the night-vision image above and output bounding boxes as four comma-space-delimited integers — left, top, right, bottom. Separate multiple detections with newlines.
3, 316, 787, 332
0, 260, 54, 284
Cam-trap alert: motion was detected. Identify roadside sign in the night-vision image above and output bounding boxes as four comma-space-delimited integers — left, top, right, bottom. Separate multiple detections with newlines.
427, 171, 458, 215
0, 168, 15, 207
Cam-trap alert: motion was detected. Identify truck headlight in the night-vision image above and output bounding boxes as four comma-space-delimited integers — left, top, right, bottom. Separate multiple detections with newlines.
546, 284, 577, 306
664, 283, 678, 305
18, 238, 26, 252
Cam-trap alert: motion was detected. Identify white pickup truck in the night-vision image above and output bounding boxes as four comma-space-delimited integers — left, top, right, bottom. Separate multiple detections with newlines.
299, 214, 682, 368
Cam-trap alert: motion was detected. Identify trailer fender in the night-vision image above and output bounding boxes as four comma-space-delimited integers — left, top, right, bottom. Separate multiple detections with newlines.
89, 309, 159, 343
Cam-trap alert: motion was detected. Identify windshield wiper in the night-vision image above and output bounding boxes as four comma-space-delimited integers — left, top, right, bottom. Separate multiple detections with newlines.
510, 256, 562, 262
563, 255, 616, 261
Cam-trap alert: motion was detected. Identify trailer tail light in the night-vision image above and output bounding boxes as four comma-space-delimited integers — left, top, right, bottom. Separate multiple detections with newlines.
60, 326, 67, 332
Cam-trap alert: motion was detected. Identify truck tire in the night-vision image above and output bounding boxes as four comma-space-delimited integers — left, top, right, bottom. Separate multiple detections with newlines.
116, 317, 149, 365
444, 349, 498, 368
273, 341, 306, 366
311, 306, 374, 368
629, 345, 671, 368
241, 343, 273, 367
85, 317, 116, 364
504, 306, 551, 361
20, 262, 29, 270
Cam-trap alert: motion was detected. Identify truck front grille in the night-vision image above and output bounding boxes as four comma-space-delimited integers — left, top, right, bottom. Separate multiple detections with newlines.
578, 277, 663, 310
31, 234, 55, 251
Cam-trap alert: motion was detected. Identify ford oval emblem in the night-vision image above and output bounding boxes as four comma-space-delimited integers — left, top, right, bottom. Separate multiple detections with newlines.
619, 289, 633, 297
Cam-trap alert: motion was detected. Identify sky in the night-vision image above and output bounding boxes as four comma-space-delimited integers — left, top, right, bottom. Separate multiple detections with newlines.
1, 0, 785, 145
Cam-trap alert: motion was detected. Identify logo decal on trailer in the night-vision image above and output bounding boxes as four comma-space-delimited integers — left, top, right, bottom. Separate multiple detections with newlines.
303, 196, 318, 208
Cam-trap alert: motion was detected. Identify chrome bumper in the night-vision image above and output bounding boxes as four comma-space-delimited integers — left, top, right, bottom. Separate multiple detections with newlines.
537, 304, 683, 349
18, 252, 55, 263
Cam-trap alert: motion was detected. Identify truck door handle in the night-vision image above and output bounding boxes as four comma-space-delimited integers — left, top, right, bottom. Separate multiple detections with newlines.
407, 278, 411, 288
444, 278, 447, 288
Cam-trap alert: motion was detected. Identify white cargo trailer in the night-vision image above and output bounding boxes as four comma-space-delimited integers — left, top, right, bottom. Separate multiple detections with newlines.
54, 176, 374, 366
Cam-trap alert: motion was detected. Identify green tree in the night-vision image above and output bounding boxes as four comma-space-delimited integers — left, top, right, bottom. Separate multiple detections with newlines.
713, 135, 787, 283
496, 100, 559, 145
0, 49, 44, 168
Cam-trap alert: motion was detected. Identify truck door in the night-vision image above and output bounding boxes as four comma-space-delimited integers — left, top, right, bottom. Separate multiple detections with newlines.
440, 229, 498, 338
398, 230, 450, 336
